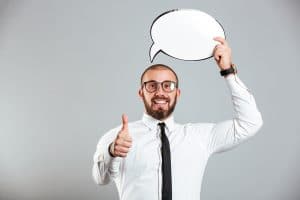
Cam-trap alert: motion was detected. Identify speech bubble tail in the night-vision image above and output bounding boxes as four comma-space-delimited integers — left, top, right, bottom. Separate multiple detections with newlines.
149, 43, 161, 63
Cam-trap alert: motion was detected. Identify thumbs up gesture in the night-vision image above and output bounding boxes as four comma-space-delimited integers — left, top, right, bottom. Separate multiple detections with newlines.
109, 114, 132, 157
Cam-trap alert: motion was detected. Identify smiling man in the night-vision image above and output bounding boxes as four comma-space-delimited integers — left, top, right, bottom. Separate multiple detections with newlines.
92, 37, 263, 200
139, 64, 180, 121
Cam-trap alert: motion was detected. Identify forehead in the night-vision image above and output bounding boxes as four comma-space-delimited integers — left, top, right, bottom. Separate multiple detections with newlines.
142, 69, 177, 82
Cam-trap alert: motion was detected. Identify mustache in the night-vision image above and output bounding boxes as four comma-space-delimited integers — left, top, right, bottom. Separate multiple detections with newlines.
151, 96, 170, 102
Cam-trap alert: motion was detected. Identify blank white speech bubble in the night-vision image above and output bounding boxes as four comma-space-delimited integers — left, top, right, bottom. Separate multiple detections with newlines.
149, 9, 225, 62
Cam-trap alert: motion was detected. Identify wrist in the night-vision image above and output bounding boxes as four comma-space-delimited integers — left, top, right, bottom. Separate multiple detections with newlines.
220, 63, 237, 77
220, 65, 231, 70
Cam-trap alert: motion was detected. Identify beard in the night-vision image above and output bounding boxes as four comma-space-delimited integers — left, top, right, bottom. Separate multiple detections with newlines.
142, 95, 177, 120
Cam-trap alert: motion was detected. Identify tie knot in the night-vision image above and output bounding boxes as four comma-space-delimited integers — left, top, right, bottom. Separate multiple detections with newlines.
158, 122, 166, 129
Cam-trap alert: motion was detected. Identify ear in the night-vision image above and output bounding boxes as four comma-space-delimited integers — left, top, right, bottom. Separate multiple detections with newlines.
176, 88, 181, 100
138, 88, 144, 99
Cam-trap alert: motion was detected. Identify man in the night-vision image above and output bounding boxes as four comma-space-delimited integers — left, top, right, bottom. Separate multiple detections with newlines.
92, 37, 263, 200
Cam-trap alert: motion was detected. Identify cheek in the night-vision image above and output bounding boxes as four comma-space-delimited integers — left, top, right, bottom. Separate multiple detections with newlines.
140, 90, 150, 101
143, 94, 153, 103
170, 94, 177, 103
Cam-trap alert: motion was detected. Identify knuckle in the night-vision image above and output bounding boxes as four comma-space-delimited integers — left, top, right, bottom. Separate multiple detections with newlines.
120, 146, 125, 151
119, 153, 126, 157
121, 140, 126, 145
118, 146, 123, 151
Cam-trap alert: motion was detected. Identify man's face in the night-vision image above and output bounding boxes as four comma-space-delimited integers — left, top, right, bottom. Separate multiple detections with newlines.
139, 69, 180, 120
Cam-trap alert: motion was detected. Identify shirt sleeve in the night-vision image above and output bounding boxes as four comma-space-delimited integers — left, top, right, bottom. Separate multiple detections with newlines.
205, 74, 263, 155
92, 128, 123, 185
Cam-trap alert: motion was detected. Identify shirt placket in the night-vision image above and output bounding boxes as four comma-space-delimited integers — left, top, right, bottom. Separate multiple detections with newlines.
156, 126, 162, 200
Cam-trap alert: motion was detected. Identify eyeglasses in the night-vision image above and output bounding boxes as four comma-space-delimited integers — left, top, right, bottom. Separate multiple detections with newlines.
143, 80, 177, 93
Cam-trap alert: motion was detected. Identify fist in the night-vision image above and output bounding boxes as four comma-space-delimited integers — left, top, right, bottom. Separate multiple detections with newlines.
110, 114, 132, 157
213, 37, 232, 70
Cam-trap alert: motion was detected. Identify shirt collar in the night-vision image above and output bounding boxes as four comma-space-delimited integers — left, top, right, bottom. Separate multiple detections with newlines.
142, 112, 176, 132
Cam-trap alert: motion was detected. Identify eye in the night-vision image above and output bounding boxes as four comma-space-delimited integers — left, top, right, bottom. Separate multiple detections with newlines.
162, 81, 176, 91
146, 81, 157, 91
169, 83, 175, 90
148, 82, 156, 88
163, 82, 171, 89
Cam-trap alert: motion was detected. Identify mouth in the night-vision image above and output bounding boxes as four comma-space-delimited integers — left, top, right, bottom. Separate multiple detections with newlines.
152, 98, 169, 105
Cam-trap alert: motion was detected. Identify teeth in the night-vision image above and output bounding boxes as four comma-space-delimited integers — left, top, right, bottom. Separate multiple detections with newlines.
154, 99, 167, 104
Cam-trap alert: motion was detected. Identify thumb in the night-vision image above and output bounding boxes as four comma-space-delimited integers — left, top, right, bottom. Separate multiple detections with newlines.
121, 114, 128, 131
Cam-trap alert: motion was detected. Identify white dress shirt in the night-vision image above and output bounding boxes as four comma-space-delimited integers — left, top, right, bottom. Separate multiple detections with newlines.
92, 74, 263, 200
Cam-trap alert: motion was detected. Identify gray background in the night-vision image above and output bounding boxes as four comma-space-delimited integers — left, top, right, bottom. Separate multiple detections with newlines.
0, 0, 299, 200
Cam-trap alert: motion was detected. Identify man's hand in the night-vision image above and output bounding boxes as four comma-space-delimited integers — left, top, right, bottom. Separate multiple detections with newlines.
110, 114, 132, 157
213, 37, 232, 70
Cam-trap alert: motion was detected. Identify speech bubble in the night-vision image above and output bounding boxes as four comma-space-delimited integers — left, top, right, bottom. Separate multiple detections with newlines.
149, 9, 225, 62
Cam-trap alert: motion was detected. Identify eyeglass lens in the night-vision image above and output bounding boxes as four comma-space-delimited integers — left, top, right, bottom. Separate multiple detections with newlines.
144, 81, 176, 93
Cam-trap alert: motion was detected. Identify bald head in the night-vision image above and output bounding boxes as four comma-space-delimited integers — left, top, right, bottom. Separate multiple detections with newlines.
140, 64, 179, 87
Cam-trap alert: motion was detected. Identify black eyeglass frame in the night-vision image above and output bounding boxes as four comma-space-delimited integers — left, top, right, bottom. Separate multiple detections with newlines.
142, 80, 178, 93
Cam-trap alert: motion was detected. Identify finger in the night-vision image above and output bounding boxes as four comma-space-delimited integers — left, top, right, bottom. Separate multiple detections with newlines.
213, 44, 220, 52
115, 138, 132, 148
214, 50, 222, 61
118, 131, 132, 141
115, 145, 130, 153
214, 47, 226, 55
121, 114, 128, 131
215, 44, 229, 54
213, 36, 226, 45
214, 48, 230, 59
123, 141, 132, 148
213, 44, 225, 56
125, 134, 132, 141
119, 136, 133, 143
215, 49, 226, 56
120, 140, 132, 148
115, 151, 127, 157
214, 55, 220, 62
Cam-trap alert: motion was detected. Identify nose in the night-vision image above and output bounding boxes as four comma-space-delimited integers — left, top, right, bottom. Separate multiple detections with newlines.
154, 83, 165, 95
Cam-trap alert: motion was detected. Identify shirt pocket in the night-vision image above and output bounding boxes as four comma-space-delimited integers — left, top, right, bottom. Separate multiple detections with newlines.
123, 143, 148, 179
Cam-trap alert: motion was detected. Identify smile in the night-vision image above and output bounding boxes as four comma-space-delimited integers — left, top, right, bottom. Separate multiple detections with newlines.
153, 99, 169, 104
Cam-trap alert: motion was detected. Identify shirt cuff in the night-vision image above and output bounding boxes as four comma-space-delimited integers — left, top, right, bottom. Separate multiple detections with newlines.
94, 144, 122, 166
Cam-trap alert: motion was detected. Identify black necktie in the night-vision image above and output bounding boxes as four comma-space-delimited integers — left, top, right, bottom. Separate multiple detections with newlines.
158, 122, 172, 200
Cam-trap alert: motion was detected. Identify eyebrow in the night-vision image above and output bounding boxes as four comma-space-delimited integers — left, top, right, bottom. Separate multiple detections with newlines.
143, 80, 175, 83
